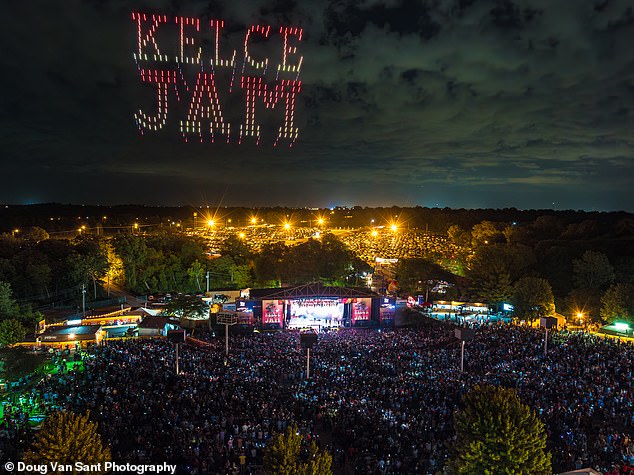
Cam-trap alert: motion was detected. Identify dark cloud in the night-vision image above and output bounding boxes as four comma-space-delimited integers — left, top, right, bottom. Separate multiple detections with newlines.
1, 0, 633, 210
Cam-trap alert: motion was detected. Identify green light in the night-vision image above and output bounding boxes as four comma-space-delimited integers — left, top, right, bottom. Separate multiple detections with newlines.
613, 322, 631, 331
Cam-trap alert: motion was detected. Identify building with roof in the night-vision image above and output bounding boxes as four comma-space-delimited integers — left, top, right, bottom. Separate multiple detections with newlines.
39, 325, 104, 348
137, 316, 180, 337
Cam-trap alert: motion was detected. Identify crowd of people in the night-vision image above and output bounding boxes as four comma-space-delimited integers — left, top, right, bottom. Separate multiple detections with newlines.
2, 321, 633, 474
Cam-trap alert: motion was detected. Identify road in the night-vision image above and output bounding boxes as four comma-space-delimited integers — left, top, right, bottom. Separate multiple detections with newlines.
105, 282, 147, 308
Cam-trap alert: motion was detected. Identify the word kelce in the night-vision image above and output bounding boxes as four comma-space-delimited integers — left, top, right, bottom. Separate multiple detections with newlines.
131, 13, 303, 146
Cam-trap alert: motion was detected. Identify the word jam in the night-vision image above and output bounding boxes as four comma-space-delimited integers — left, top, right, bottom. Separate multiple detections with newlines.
131, 13, 303, 146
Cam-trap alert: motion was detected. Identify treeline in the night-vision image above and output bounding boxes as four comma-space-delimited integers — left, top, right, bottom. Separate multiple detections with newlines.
0, 230, 369, 303
0, 228, 112, 305
111, 232, 368, 294
396, 218, 634, 325
2, 204, 633, 235
1, 210, 633, 333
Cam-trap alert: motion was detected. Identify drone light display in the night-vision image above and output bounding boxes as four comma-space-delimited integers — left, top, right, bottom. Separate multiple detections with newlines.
131, 13, 303, 146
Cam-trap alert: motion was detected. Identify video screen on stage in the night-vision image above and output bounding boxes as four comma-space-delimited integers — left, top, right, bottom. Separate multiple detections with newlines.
288, 298, 343, 329
380, 300, 395, 322
262, 300, 284, 326
351, 298, 372, 325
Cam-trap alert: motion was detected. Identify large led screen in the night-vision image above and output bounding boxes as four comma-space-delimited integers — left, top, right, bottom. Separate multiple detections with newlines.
351, 298, 372, 325
262, 300, 284, 326
288, 298, 343, 329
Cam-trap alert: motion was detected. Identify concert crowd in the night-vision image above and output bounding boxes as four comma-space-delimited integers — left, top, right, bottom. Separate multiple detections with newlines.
1, 321, 633, 474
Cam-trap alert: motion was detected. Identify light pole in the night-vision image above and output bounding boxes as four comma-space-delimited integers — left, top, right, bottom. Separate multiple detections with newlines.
167, 330, 186, 375
540, 317, 557, 356
81, 283, 86, 317
300, 333, 317, 379
455, 327, 474, 372
216, 312, 237, 357
175, 342, 179, 374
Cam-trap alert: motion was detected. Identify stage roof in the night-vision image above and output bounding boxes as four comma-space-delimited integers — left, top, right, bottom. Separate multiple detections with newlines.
247, 283, 381, 300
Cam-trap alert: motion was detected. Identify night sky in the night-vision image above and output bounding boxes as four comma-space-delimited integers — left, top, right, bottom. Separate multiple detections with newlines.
2, 0, 634, 210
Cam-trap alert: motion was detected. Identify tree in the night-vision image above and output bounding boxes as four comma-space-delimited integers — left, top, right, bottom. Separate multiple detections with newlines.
0, 280, 42, 331
23, 226, 49, 242
600, 283, 634, 325
105, 243, 125, 289
0, 318, 27, 346
319, 233, 354, 284
208, 255, 251, 289
164, 294, 209, 321
187, 260, 205, 292
447, 385, 551, 475
468, 244, 535, 303
534, 245, 576, 296
471, 221, 504, 247
219, 234, 252, 266
396, 258, 453, 295
283, 240, 322, 284
254, 242, 287, 286
564, 287, 602, 324
0, 281, 20, 320
447, 224, 471, 247
472, 270, 513, 304
511, 277, 555, 321
66, 237, 110, 300
111, 235, 148, 292
530, 215, 565, 240
572, 251, 615, 291
264, 425, 332, 475
24, 411, 111, 472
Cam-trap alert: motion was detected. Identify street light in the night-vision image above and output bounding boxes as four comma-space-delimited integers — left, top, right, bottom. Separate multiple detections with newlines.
371, 229, 378, 237
284, 222, 291, 230
391, 223, 398, 232
207, 219, 215, 227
